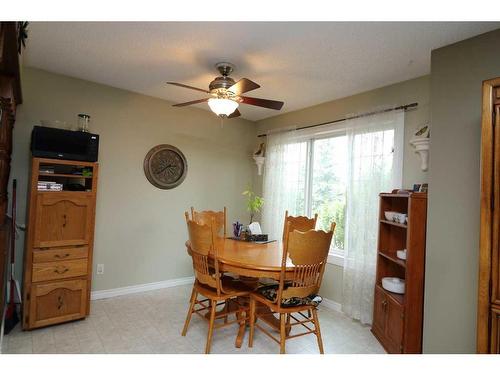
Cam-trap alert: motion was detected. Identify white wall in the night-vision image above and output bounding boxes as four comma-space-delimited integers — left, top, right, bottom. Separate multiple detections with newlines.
424, 28, 500, 353
11, 67, 256, 291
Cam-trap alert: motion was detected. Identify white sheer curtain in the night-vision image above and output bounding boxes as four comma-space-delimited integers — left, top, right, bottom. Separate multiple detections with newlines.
342, 110, 404, 325
261, 131, 308, 241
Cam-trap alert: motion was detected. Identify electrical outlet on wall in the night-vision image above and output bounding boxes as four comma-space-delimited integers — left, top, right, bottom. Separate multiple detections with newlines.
97, 264, 104, 275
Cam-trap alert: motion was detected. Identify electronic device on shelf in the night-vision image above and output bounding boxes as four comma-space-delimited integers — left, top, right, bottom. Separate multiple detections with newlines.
31, 125, 99, 162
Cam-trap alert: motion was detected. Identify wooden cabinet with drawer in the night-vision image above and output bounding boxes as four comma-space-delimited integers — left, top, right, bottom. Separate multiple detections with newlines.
32, 258, 88, 283
22, 158, 98, 330
372, 284, 405, 353
34, 192, 94, 248
33, 246, 88, 263
28, 279, 88, 329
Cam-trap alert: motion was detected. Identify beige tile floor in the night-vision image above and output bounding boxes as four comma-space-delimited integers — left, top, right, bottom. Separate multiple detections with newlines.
1, 284, 385, 354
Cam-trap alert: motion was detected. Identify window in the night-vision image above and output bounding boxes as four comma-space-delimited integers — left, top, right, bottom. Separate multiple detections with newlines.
279, 131, 347, 258
310, 135, 347, 254
262, 110, 404, 270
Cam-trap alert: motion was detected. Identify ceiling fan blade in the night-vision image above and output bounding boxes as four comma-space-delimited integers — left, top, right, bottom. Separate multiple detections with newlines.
240, 96, 284, 110
228, 78, 260, 95
167, 82, 210, 94
228, 109, 241, 118
172, 98, 209, 107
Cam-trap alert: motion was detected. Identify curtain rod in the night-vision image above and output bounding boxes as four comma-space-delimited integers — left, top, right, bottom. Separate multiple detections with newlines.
257, 102, 418, 138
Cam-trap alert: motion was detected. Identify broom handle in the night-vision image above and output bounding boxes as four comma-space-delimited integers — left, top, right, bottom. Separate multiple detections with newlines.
11, 179, 16, 264
8, 179, 16, 306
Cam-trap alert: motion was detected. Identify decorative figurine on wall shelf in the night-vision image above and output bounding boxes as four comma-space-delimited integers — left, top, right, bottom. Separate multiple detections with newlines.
410, 122, 430, 171
253, 142, 266, 175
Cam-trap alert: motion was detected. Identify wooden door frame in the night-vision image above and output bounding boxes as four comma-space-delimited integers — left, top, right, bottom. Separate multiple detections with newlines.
477, 77, 500, 353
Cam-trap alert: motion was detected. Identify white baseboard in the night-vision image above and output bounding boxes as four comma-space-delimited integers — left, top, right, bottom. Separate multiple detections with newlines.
321, 297, 343, 313
90, 276, 195, 300
89, 276, 344, 317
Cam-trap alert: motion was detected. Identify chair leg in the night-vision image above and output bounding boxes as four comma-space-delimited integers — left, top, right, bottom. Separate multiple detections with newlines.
279, 313, 286, 354
181, 287, 197, 336
311, 308, 324, 354
248, 298, 256, 348
205, 300, 217, 354
223, 301, 229, 324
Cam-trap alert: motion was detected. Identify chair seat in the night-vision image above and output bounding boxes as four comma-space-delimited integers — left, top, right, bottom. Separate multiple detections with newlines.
255, 284, 323, 308
195, 275, 254, 300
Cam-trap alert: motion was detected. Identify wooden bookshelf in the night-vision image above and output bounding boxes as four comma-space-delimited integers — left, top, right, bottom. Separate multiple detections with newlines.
371, 189, 427, 353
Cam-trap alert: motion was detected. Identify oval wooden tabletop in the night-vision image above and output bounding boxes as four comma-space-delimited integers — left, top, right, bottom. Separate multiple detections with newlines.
186, 238, 294, 278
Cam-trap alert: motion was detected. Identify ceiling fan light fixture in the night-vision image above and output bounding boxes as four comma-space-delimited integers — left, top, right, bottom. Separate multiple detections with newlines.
208, 98, 239, 117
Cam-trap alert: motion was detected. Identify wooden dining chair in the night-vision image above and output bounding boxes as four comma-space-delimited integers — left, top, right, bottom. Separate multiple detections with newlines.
182, 213, 251, 354
191, 206, 227, 238
282, 210, 318, 242
249, 222, 336, 354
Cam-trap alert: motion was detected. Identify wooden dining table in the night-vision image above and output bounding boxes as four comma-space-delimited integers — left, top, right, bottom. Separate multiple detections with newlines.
185, 237, 295, 347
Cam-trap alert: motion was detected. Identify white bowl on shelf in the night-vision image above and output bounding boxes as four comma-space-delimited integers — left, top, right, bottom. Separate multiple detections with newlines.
396, 249, 407, 260
382, 277, 405, 294
393, 213, 407, 224
384, 211, 397, 221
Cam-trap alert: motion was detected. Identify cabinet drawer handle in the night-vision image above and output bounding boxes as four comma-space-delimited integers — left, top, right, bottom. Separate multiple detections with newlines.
54, 267, 69, 274
57, 296, 63, 310
382, 300, 387, 310
54, 253, 70, 259
62, 214, 67, 228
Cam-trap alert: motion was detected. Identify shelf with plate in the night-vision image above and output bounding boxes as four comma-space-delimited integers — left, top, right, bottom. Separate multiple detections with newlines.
379, 219, 407, 229
371, 189, 427, 354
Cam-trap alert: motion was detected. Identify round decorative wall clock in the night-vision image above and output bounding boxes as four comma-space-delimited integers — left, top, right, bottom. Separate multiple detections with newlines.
143, 144, 188, 189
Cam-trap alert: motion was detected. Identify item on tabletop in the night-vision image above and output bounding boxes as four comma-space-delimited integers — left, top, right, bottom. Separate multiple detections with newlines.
233, 221, 243, 237
238, 227, 248, 241
248, 221, 262, 235
413, 184, 421, 192
77, 113, 91, 132
396, 249, 407, 260
384, 211, 397, 221
393, 213, 407, 224
242, 188, 264, 223
381, 277, 405, 294
419, 183, 428, 193
248, 234, 269, 242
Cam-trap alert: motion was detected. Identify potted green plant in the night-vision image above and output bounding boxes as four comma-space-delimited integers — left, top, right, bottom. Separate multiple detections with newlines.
242, 188, 264, 224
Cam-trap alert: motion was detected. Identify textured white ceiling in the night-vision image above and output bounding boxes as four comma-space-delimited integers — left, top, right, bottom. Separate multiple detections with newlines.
24, 22, 500, 121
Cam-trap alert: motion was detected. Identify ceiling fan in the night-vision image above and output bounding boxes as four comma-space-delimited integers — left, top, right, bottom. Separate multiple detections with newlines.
167, 62, 284, 118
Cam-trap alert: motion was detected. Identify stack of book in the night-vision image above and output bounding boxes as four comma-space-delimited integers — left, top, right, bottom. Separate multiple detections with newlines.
37, 181, 63, 191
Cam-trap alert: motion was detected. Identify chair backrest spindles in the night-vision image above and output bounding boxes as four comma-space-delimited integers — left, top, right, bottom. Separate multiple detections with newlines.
282, 210, 318, 242
185, 212, 221, 296
191, 206, 227, 238
278, 222, 335, 302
